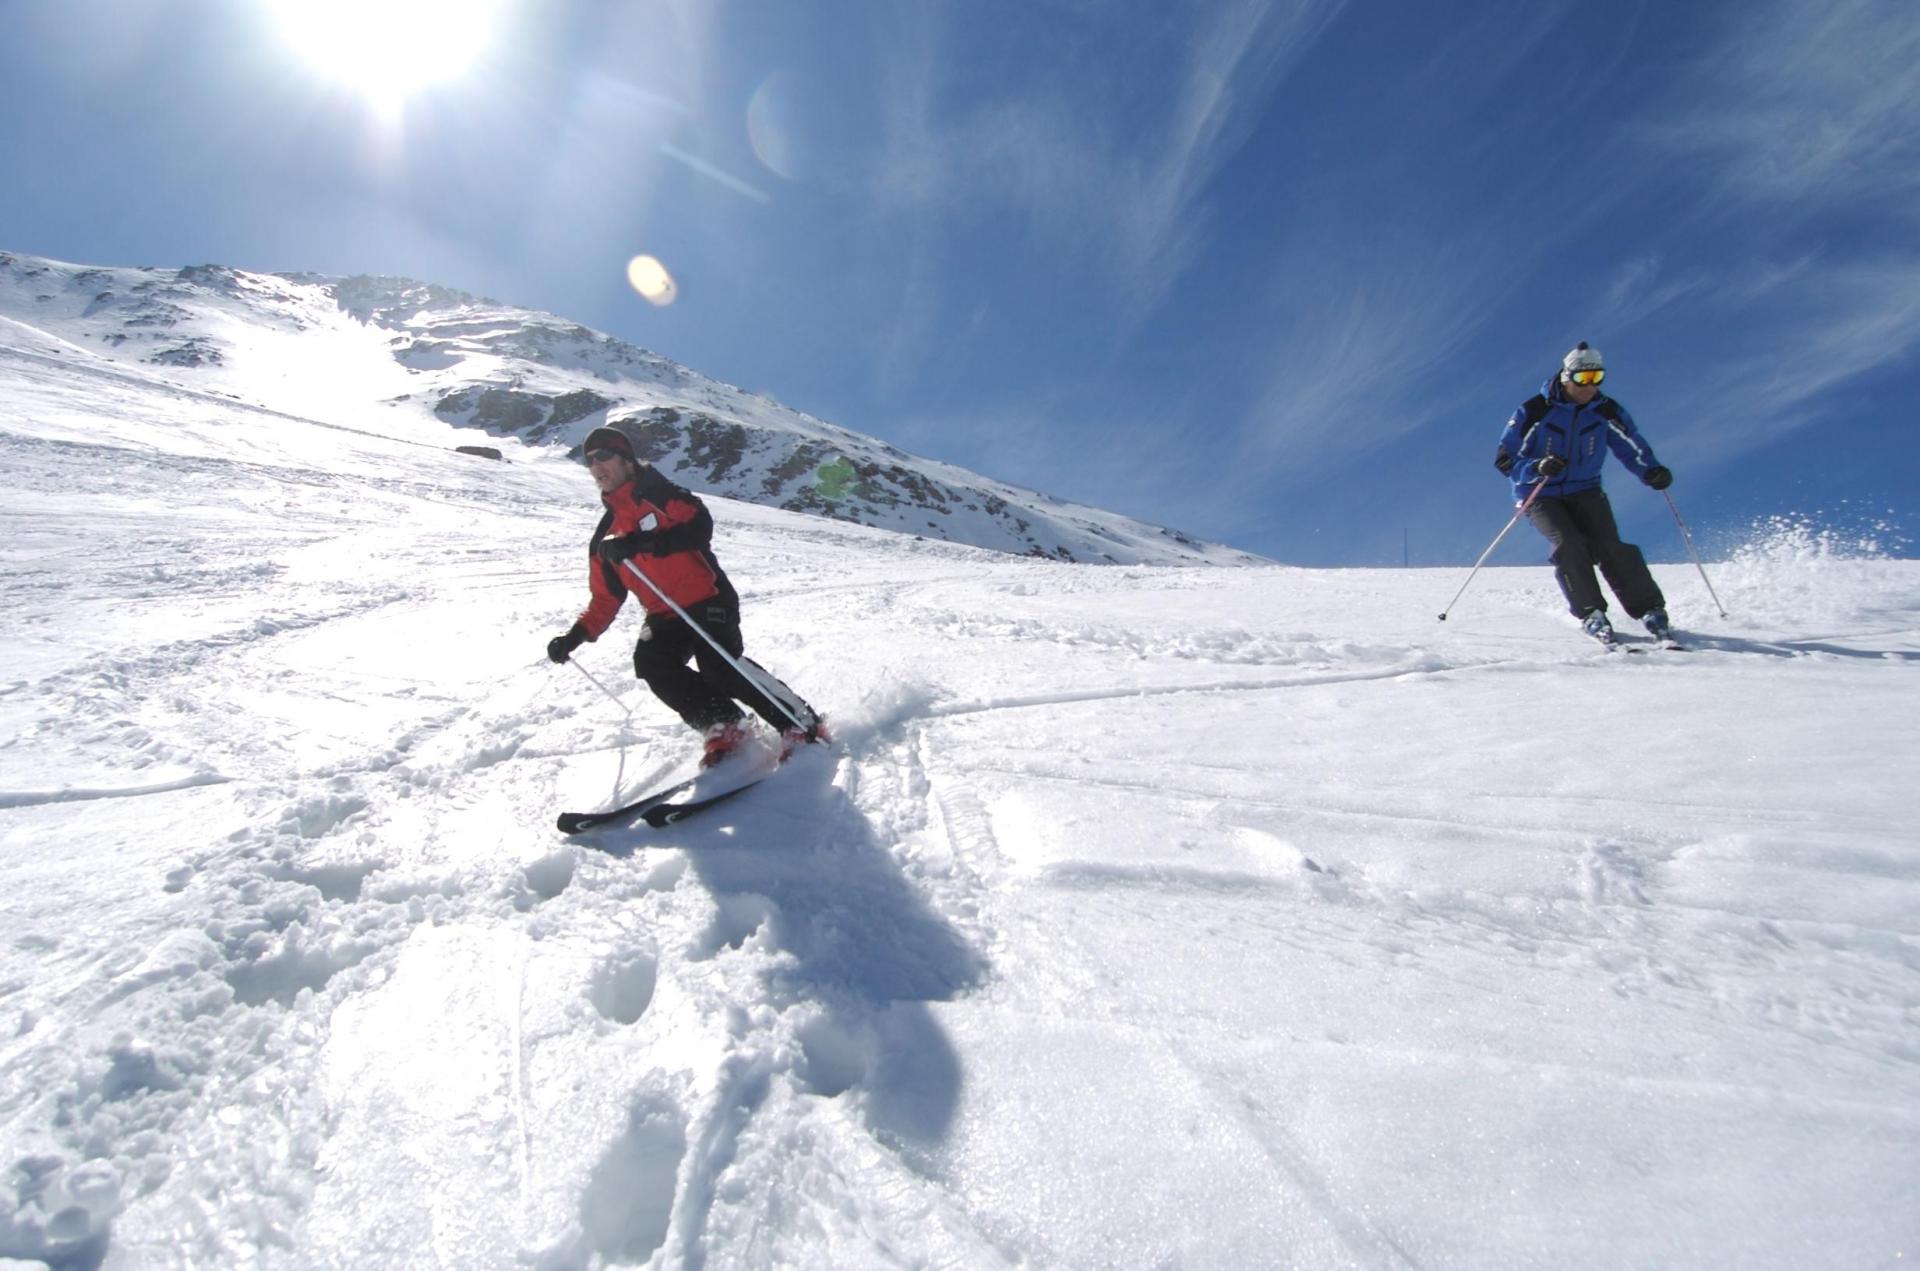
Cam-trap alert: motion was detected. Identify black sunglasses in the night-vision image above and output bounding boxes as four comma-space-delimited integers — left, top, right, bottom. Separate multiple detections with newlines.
585, 448, 623, 464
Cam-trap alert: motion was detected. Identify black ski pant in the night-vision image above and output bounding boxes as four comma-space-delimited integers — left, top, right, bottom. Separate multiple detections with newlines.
1525, 487, 1665, 620
632, 598, 811, 734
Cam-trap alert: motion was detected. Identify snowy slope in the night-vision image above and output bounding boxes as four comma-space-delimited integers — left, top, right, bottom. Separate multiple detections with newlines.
0, 251, 1261, 567
3, 269, 1920, 1270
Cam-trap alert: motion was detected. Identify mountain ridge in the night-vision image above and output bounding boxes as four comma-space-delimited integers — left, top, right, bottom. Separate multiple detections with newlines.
0, 250, 1265, 567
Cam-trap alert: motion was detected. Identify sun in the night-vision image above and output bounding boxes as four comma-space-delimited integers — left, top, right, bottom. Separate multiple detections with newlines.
271, 0, 504, 110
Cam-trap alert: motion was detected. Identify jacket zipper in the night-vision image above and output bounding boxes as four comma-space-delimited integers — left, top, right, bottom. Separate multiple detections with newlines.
1541, 399, 1586, 489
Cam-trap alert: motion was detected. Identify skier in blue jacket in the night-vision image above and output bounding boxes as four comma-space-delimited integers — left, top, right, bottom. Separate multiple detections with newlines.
1495, 342, 1675, 645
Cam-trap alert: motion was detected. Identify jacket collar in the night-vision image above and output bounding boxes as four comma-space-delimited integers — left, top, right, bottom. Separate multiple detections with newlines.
599, 476, 638, 509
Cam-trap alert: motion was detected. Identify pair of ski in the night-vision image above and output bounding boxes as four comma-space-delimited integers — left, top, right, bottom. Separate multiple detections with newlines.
558, 730, 828, 835
1596, 635, 1687, 655
556, 757, 776, 834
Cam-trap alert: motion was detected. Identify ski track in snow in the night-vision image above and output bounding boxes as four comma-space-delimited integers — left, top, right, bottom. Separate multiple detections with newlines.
6, 526, 1920, 1266
3, 310, 1920, 1266
6, 532, 1918, 1266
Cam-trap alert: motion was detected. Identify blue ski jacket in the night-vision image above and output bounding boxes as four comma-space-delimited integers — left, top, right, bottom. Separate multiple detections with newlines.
1496, 376, 1661, 502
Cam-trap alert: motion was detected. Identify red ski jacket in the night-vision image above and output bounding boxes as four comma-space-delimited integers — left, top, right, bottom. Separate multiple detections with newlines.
576, 466, 737, 637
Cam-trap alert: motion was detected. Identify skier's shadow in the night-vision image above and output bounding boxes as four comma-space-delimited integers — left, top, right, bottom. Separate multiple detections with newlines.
1685, 633, 1920, 661
598, 749, 985, 1158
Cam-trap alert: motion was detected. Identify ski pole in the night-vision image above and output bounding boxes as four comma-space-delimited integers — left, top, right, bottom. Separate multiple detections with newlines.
1437, 481, 1550, 621
1663, 490, 1728, 618
567, 658, 630, 715
616, 557, 815, 734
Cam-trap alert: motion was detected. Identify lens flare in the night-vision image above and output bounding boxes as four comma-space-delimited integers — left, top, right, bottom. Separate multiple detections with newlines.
625, 255, 678, 307
747, 72, 809, 181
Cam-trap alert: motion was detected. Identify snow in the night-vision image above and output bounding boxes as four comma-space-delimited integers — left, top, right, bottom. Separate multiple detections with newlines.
3, 273, 1920, 1270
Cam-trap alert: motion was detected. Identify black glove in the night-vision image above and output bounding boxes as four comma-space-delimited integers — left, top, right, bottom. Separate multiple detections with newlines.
1643, 465, 1672, 490
1537, 454, 1567, 478
546, 623, 587, 664
1494, 448, 1515, 476
596, 531, 660, 563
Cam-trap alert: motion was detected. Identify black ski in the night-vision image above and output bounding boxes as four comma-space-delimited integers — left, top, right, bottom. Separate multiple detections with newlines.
640, 776, 767, 827
637, 729, 834, 827
557, 773, 703, 835
1595, 640, 1687, 655
559, 758, 785, 834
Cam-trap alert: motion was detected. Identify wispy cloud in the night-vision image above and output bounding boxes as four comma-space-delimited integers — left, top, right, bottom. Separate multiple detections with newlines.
1106, 0, 1347, 325
872, 0, 1346, 329
1628, 0, 1920, 466
1592, 256, 1711, 330
1651, 253, 1920, 466
1231, 230, 1512, 475
1198, 2, 1596, 482
1650, 0, 1920, 209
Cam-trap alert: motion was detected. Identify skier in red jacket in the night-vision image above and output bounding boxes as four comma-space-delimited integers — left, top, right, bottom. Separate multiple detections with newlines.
545, 425, 824, 767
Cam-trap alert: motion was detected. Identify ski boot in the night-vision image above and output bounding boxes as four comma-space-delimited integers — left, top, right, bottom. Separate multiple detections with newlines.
780, 717, 831, 763
700, 721, 749, 768
1581, 609, 1616, 646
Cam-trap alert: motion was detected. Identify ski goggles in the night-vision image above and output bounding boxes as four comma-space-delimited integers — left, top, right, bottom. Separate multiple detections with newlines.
584, 448, 624, 464
1566, 368, 1605, 386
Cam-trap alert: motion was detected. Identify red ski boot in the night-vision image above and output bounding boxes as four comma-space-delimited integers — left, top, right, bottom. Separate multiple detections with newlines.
780, 718, 830, 763
700, 722, 749, 769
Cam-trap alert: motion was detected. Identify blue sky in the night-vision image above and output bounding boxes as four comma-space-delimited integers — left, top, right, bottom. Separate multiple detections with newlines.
4, 0, 1916, 566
